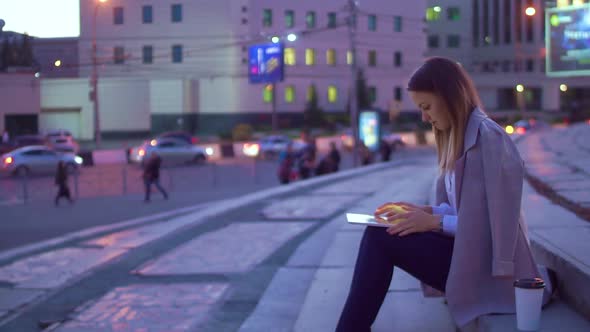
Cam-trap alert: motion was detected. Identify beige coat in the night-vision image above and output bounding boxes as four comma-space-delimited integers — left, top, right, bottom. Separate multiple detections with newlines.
437, 108, 550, 326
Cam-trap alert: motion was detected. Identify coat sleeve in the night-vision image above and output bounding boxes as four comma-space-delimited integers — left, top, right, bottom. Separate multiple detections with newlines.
480, 125, 524, 277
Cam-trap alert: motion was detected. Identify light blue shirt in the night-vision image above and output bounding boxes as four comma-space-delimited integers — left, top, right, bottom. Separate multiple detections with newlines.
432, 171, 458, 235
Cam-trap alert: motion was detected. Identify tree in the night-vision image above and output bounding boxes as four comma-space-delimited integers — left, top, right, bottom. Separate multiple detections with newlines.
304, 83, 326, 128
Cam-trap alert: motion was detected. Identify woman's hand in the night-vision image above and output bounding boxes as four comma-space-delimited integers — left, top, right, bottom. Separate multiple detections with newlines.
374, 201, 432, 221
380, 209, 440, 236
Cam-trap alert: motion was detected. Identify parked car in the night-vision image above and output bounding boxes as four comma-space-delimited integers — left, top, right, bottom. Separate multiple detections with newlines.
45, 129, 80, 153
243, 135, 304, 159
1, 145, 83, 176
156, 131, 198, 145
0, 135, 48, 155
506, 119, 549, 135
129, 137, 209, 165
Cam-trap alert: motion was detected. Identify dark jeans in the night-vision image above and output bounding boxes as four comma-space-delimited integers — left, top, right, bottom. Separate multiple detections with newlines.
144, 178, 168, 201
336, 227, 454, 332
55, 183, 72, 205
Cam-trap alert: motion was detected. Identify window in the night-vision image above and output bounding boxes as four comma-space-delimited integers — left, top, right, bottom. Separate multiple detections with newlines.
394, 16, 402, 32
285, 10, 295, 28
285, 86, 295, 103
328, 12, 337, 28
142, 5, 153, 23
394, 52, 402, 67
502, 60, 511, 72
328, 85, 338, 103
473, 0, 479, 47
307, 85, 316, 102
447, 35, 460, 48
306, 48, 316, 65
493, 0, 500, 45
428, 35, 440, 48
242, 6, 247, 13
326, 49, 336, 65
114, 46, 125, 64
263, 9, 272, 27
347, 51, 353, 65
503, 0, 511, 44
114, 7, 124, 25
394, 87, 402, 101
426, 7, 441, 21
263, 84, 273, 103
171, 4, 182, 23
172, 45, 183, 63
368, 86, 377, 104
142, 46, 153, 64
368, 50, 377, 67
447, 7, 460, 21
284, 48, 296, 65
306, 11, 316, 28
526, 59, 534, 72
368, 14, 377, 31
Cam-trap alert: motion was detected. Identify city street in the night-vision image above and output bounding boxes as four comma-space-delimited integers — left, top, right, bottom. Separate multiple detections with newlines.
0, 147, 428, 252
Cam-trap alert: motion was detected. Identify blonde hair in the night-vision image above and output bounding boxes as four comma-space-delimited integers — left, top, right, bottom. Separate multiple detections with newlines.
407, 57, 482, 172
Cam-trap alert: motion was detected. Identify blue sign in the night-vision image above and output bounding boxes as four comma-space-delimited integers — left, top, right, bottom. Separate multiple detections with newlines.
547, 4, 590, 77
249, 43, 284, 83
359, 110, 381, 152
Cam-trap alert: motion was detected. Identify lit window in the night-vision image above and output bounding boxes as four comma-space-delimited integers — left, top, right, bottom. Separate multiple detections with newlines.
263, 9, 272, 27
328, 12, 337, 28
426, 7, 441, 21
368, 50, 377, 67
306, 11, 316, 28
172, 45, 183, 63
114, 46, 125, 64
447, 7, 460, 21
556, 0, 569, 7
306, 48, 316, 65
368, 14, 377, 31
142, 5, 153, 24
263, 84, 273, 103
328, 85, 338, 103
284, 48, 296, 66
171, 4, 182, 23
394, 16, 402, 32
142, 46, 153, 64
114, 7, 124, 25
447, 35, 460, 48
285, 86, 295, 103
285, 10, 295, 28
326, 49, 336, 65
347, 51, 353, 65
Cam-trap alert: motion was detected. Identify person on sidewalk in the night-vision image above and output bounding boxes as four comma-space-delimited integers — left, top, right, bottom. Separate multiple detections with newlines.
328, 141, 341, 172
379, 138, 392, 162
142, 153, 168, 202
336, 57, 553, 332
277, 143, 296, 184
54, 161, 73, 206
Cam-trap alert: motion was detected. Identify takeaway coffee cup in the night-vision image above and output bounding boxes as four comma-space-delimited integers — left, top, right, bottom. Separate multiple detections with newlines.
514, 278, 545, 331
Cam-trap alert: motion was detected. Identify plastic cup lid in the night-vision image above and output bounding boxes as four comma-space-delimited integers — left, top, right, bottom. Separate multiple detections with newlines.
514, 278, 546, 289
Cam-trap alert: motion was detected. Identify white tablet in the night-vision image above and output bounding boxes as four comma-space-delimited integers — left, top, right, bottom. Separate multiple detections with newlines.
346, 213, 391, 228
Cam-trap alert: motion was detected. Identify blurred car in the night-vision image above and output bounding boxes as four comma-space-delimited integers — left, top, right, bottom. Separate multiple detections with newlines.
505, 119, 549, 135
129, 137, 209, 165
1, 145, 82, 176
45, 129, 80, 153
243, 135, 304, 159
156, 131, 199, 145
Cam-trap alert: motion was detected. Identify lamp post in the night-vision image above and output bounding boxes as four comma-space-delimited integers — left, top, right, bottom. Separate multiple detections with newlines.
91, 0, 107, 148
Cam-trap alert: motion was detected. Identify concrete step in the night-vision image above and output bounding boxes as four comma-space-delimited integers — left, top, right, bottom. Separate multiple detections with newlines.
476, 301, 590, 332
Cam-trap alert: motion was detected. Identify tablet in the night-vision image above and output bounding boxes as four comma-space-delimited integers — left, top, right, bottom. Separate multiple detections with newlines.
346, 213, 391, 228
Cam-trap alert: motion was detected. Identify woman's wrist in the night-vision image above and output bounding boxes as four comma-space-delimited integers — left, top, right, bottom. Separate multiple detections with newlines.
432, 215, 443, 232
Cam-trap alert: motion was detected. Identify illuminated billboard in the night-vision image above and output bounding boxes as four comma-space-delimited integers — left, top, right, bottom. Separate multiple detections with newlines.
546, 4, 590, 77
359, 110, 381, 152
248, 43, 284, 83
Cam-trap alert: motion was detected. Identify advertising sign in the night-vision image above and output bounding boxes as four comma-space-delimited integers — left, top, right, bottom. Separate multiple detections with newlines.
248, 43, 284, 83
359, 110, 380, 152
546, 4, 590, 77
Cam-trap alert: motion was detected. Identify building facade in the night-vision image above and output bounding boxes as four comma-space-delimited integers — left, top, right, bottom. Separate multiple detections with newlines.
38, 0, 427, 139
425, 0, 590, 121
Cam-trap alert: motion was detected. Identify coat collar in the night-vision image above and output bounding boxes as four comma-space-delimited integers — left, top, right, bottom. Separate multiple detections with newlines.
461, 107, 488, 156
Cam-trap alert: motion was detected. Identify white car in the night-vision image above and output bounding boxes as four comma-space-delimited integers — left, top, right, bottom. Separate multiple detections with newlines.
45, 129, 80, 154
130, 138, 209, 165
1, 145, 83, 176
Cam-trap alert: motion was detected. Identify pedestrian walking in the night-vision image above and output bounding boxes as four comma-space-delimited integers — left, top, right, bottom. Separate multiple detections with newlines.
277, 143, 296, 184
328, 141, 341, 172
360, 142, 373, 166
142, 153, 168, 202
336, 57, 555, 331
54, 161, 73, 206
1, 130, 9, 144
297, 132, 316, 179
379, 139, 392, 162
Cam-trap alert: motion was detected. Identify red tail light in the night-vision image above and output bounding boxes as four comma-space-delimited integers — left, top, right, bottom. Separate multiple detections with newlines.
191, 137, 198, 144
516, 127, 526, 135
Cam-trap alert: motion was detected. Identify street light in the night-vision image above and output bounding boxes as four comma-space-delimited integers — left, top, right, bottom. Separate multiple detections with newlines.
54, 60, 62, 67
560, 84, 568, 92
525, 6, 536, 16
91, 0, 107, 148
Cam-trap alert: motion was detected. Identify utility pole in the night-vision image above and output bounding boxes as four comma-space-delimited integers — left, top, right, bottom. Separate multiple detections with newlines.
348, 0, 359, 167
91, 3, 102, 148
